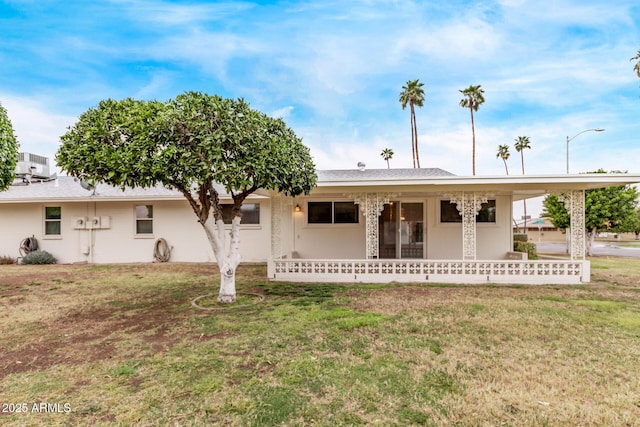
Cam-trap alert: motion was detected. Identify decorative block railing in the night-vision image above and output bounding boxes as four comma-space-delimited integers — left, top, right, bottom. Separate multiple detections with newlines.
268, 259, 590, 285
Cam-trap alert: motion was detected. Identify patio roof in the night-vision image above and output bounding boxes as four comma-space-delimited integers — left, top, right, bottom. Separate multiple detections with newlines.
311, 169, 640, 201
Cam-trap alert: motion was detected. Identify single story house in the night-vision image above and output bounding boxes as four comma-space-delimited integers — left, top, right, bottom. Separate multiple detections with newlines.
2, 160, 639, 285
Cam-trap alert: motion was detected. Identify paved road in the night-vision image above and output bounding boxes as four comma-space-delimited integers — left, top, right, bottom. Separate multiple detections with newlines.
536, 241, 640, 258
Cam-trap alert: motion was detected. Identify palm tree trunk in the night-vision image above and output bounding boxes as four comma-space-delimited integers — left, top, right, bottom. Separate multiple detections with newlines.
521, 153, 527, 233
503, 160, 508, 175
409, 102, 416, 169
386, 158, 390, 168
411, 103, 421, 168
470, 107, 476, 175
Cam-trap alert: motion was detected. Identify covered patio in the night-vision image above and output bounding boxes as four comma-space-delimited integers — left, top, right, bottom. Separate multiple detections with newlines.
267, 170, 640, 285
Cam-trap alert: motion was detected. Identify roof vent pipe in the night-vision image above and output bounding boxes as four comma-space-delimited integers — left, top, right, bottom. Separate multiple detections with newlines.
357, 162, 366, 171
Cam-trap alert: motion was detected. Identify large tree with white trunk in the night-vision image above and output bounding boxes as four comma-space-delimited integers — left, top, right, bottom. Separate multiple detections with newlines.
56, 92, 316, 303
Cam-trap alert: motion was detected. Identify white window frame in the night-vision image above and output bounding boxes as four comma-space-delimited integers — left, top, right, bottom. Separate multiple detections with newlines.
43, 206, 62, 239
305, 200, 360, 227
134, 204, 154, 238
219, 202, 262, 229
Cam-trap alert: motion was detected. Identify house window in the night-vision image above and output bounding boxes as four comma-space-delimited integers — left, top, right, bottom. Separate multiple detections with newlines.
308, 201, 359, 224
334, 202, 359, 223
476, 200, 496, 223
440, 201, 461, 223
220, 203, 260, 224
44, 206, 61, 235
135, 205, 153, 234
440, 200, 496, 223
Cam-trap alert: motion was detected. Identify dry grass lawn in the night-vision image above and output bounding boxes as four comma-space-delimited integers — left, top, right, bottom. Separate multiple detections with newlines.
1, 258, 639, 426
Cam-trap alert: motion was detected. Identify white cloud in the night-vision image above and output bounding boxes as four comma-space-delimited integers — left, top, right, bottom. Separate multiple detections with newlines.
1, 95, 76, 173
270, 106, 294, 119
110, 0, 254, 25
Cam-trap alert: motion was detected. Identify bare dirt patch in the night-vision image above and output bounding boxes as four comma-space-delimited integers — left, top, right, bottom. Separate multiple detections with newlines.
0, 298, 191, 377
0, 263, 231, 378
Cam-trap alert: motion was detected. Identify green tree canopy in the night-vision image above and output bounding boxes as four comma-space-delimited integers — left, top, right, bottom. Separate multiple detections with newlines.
542, 169, 639, 254
0, 102, 19, 191
631, 49, 640, 78
57, 92, 317, 302
380, 148, 394, 169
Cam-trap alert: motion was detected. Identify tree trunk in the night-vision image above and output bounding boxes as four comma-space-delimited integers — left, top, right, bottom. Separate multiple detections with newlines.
410, 103, 416, 168
200, 216, 242, 304
469, 107, 476, 175
411, 103, 421, 168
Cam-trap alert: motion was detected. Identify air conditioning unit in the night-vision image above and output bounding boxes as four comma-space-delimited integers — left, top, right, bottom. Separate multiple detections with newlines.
15, 153, 51, 180
72, 217, 87, 229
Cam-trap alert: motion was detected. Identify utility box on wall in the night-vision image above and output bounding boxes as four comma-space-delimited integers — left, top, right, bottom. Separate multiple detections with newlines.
100, 216, 111, 229
72, 217, 87, 229
89, 217, 101, 229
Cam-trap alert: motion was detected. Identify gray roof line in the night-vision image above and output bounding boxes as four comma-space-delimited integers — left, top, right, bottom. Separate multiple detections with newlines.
317, 168, 456, 181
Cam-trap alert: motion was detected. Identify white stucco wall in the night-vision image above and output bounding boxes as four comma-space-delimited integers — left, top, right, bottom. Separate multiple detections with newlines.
0, 200, 270, 264
0, 193, 514, 264
426, 195, 512, 260
285, 198, 366, 259
279, 195, 513, 260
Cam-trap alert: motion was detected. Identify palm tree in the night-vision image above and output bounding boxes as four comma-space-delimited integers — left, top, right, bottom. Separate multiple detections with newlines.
496, 144, 510, 175
514, 136, 532, 231
459, 85, 485, 175
514, 136, 531, 174
631, 49, 640, 78
380, 148, 394, 169
399, 79, 425, 168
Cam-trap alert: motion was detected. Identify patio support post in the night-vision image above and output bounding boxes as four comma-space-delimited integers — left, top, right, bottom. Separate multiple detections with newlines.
352, 192, 395, 259
365, 194, 380, 259
270, 194, 292, 259
446, 191, 488, 260
270, 194, 282, 260
558, 190, 586, 260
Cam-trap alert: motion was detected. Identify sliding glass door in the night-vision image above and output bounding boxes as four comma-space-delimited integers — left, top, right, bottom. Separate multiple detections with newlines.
400, 202, 423, 258
378, 201, 424, 259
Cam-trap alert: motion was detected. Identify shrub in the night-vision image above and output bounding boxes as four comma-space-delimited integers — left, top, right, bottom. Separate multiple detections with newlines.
514, 242, 538, 260
513, 233, 528, 242
21, 250, 57, 265
0, 255, 16, 265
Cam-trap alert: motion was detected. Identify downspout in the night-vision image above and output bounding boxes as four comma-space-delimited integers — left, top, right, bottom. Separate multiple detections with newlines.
90, 201, 97, 263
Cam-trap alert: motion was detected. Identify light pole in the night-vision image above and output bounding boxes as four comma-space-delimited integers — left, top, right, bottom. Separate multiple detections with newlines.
566, 128, 605, 174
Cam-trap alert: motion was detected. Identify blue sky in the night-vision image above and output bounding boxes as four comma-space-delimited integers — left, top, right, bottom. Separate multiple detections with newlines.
1, 0, 639, 216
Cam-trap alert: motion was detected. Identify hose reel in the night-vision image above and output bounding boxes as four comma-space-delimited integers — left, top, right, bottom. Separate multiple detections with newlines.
19, 236, 38, 257
153, 238, 172, 262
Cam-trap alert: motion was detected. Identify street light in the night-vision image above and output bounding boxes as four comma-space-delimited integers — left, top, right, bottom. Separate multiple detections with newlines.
566, 128, 605, 174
